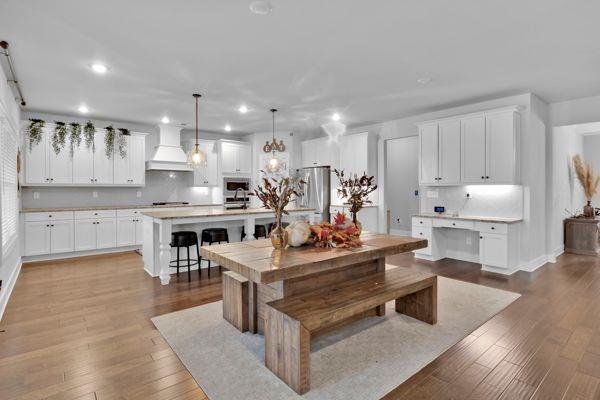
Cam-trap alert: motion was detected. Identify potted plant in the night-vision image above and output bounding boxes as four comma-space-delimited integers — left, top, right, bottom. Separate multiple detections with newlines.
27, 118, 45, 151
254, 175, 304, 249
573, 154, 600, 218
334, 169, 377, 235
52, 121, 68, 154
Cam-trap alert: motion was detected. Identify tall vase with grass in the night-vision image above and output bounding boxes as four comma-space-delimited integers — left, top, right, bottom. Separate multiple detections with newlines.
573, 154, 600, 218
254, 175, 304, 249
334, 169, 377, 235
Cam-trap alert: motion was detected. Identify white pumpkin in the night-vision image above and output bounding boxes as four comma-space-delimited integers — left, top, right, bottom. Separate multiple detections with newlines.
285, 220, 311, 247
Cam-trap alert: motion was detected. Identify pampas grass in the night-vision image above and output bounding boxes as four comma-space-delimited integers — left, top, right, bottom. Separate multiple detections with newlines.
573, 154, 600, 201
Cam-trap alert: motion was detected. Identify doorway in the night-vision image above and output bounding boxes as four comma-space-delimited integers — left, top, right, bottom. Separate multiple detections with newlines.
385, 136, 419, 235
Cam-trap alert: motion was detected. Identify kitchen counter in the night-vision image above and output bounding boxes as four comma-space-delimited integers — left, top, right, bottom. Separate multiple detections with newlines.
20, 203, 223, 213
142, 206, 314, 220
330, 204, 378, 208
414, 213, 522, 224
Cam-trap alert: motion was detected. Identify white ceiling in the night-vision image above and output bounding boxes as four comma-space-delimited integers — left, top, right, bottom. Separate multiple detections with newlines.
2, 0, 600, 133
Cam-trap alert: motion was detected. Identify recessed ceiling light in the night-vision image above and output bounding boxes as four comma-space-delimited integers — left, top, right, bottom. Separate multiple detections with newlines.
417, 77, 432, 84
78, 105, 89, 114
224, 124, 232, 132
90, 63, 108, 74
161, 116, 170, 124
249, 1, 272, 15
331, 113, 341, 122
238, 105, 248, 114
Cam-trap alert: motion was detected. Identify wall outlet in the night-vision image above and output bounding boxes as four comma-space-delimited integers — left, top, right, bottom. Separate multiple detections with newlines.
137, 191, 142, 198
466, 237, 472, 245
92, 191, 98, 199
426, 190, 439, 199
33, 192, 39, 200
465, 192, 472, 199
396, 217, 402, 225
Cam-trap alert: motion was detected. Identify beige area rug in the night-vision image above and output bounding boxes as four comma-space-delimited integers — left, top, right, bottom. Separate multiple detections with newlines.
152, 276, 520, 400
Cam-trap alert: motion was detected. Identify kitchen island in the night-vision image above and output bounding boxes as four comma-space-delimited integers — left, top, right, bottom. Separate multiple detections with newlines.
142, 206, 315, 284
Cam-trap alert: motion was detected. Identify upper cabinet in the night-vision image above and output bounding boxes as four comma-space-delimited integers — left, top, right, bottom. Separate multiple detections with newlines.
339, 132, 376, 177
23, 122, 147, 187
220, 140, 251, 175
301, 137, 340, 169
192, 140, 219, 186
418, 106, 520, 186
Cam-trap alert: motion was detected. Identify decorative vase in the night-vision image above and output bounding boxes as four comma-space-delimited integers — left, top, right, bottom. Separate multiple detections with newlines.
270, 214, 289, 249
583, 200, 595, 218
351, 211, 362, 236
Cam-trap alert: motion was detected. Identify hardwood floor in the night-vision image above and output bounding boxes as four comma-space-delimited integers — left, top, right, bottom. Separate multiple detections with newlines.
1, 250, 600, 399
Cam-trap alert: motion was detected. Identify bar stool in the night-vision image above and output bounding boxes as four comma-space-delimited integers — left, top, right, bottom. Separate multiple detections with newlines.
241, 224, 268, 241
267, 222, 289, 234
170, 231, 200, 282
201, 228, 229, 276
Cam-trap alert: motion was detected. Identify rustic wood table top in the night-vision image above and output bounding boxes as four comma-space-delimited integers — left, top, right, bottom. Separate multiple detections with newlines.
201, 232, 428, 284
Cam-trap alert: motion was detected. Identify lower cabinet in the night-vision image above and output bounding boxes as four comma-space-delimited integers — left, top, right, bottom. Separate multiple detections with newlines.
479, 232, 508, 268
50, 220, 75, 254
74, 218, 116, 250
24, 221, 51, 256
96, 218, 117, 249
24, 212, 75, 256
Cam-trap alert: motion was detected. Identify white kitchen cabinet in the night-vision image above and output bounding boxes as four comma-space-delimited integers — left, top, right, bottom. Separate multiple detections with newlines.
24, 221, 51, 256
96, 218, 117, 249
418, 123, 439, 185
340, 133, 370, 176
73, 142, 95, 184
479, 232, 508, 268
117, 217, 136, 246
25, 126, 73, 184
74, 219, 97, 251
48, 136, 73, 184
220, 140, 251, 175
25, 134, 47, 184
135, 217, 144, 245
301, 141, 317, 168
461, 115, 487, 183
50, 220, 74, 253
301, 137, 340, 169
93, 130, 114, 184
438, 120, 461, 184
114, 134, 146, 185
485, 111, 519, 184
193, 140, 219, 186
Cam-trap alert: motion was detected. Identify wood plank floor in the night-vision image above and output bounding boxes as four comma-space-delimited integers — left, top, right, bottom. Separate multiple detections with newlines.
1, 250, 600, 399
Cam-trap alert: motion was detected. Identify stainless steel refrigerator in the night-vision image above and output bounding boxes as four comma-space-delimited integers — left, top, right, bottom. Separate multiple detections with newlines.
297, 166, 331, 223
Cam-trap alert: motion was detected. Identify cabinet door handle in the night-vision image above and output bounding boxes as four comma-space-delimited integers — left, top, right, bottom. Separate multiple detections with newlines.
50, 224, 54, 227
491, 226, 495, 230
481, 176, 485, 179
46, 224, 49, 227
452, 223, 456, 226
486, 176, 490, 179
480, 236, 483, 239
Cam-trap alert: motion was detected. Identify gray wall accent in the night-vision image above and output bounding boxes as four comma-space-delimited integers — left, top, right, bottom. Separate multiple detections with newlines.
583, 134, 600, 203
385, 136, 419, 233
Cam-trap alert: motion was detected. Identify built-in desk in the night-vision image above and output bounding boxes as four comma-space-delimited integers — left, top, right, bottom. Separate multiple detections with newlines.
412, 214, 522, 274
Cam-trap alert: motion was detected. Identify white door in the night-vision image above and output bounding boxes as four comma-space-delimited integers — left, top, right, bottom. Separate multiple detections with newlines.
48, 133, 73, 184
221, 142, 238, 174
129, 135, 145, 185
25, 131, 48, 184
486, 112, 517, 184
24, 221, 50, 256
117, 217, 136, 246
237, 143, 252, 174
96, 218, 117, 249
74, 219, 96, 251
134, 218, 143, 246
113, 135, 131, 184
93, 130, 114, 184
419, 123, 439, 185
479, 233, 508, 268
73, 142, 95, 184
461, 115, 486, 184
50, 220, 74, 254
438, 120, 461, 185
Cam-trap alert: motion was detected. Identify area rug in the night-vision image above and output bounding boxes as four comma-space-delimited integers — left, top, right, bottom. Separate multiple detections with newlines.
151, 275, 520, 400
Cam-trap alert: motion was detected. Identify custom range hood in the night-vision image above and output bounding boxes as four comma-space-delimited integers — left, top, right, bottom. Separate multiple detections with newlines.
145, 125, 192, 171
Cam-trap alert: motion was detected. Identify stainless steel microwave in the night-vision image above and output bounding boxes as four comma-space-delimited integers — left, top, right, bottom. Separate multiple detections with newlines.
224, 178, 250, 193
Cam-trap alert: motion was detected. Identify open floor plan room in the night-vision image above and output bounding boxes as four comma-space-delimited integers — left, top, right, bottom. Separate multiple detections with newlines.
2, 1, 600, 399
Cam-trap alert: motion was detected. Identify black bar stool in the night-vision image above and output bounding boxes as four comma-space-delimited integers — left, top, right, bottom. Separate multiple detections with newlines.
267, 222, 289, 234
201, 228, 229, 276
241, 224, 267, 241
170, 231, 200, 282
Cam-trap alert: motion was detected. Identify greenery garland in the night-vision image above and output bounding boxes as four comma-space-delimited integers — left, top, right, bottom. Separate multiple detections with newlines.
83, 120, 95, 151
69, 122, 82, 158
52, 121, 68, 155
27, 119, 45, 151
104, 125, 116, 158
117, 128, 130, 158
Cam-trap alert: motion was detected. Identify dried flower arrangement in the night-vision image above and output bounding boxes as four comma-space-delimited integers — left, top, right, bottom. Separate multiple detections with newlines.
52, 121, 68, 155
334, 169, 377, 223
573, 154, 600, 217
27, 119, 45, 150
309, 211, 362, 248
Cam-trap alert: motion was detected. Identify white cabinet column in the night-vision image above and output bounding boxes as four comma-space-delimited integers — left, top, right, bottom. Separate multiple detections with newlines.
461, 115, 487, 183
419, 123, 439, 185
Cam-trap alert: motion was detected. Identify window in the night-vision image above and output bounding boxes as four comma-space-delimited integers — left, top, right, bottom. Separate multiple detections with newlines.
1, 112, 18, 251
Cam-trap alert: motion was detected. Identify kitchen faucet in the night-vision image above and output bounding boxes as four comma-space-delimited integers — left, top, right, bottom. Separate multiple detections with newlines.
233, 188, 248, 209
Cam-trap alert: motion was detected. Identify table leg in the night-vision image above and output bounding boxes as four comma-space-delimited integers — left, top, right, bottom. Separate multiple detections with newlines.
244, 216, 256, 240
248, 280, 258, 334
375, 257, 386, 316
395, 277, 437, 324
158, 219, 172, 285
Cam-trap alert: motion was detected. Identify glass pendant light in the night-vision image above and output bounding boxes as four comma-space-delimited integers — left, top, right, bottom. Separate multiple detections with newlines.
265, 108, 283, 173
187, 93, 207, 168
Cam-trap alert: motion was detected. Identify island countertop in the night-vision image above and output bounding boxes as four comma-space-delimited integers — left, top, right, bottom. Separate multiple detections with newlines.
141, 206, 315, 219
414, 213, 523, 224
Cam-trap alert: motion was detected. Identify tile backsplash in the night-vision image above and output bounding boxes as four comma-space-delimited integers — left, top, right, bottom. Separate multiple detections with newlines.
420, 185, 523, 218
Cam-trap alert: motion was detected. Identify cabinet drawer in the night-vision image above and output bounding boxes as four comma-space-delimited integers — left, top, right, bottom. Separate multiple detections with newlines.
24, 211, 74, 222
116, 209, 143, 217
475, 222, 508, 234
412, 217, 432, 227
433, 219, 474, 230
412, 227, 432, 255
74, 210, 117, 220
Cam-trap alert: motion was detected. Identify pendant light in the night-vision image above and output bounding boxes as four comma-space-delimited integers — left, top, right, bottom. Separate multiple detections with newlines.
187, 93, 207, 168
265, 108, 283, 173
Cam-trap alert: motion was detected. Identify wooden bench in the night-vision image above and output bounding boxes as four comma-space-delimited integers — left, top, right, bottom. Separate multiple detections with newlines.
264, 267, 437, 394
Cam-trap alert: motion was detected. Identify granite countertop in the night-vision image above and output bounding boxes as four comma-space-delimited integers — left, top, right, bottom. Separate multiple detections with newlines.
330, 204, 378, 208
142, 206, 315, 219
414, 213, 523, 224
20, 203, 224, 213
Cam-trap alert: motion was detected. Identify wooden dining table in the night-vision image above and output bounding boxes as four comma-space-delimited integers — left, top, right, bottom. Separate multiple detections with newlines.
201, 232, 428, 334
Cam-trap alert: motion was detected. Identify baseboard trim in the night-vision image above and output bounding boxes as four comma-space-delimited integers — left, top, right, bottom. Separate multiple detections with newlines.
0, 257, 22, 322
22, 246, 141, 263
546, 245, 564, 263
519, 254, 549, 273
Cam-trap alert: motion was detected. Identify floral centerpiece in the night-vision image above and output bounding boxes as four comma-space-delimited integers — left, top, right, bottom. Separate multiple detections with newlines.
254, 175, 304, 249
334, 169, 377, 234
573, 154, 600, 218
309, 211, 362, 248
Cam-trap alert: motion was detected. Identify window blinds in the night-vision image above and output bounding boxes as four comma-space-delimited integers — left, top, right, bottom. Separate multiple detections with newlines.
1, 113, 18, 250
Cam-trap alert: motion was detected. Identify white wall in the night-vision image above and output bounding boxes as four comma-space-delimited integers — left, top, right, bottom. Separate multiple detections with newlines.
386, 136, 419, 235
0, 64, 21, 321
583, 135, 600, 205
